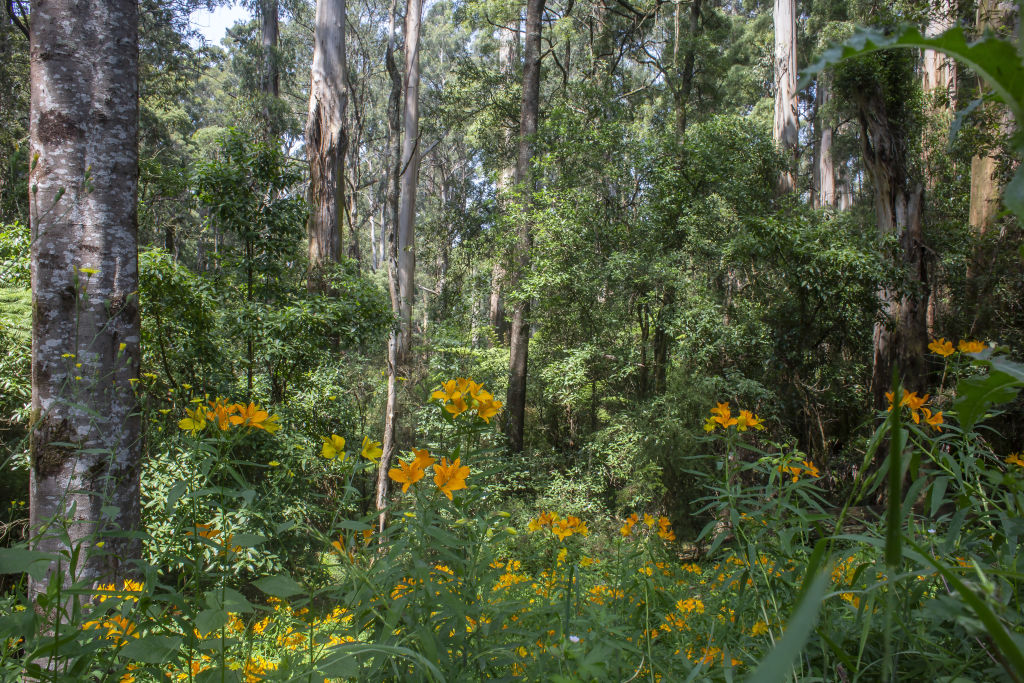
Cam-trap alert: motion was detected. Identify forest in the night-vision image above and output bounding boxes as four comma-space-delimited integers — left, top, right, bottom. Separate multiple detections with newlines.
1, 0, 1024, 677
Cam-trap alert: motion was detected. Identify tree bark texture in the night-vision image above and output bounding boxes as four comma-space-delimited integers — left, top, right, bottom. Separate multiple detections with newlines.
922, 0, 956, 98
506, 0, 545, 453
772, 0, 798, 193
812, 76, 834, 208
305, 0, 347, 292
968, 0, 1015, 234
396, 0, 422, 365
377, 0, 404, 527
28, 0, 141, 601
855, 94, 928, 407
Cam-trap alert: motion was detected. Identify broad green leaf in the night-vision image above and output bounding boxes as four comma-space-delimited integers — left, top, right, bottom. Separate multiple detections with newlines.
253, 574, 304, 598
195, 607, 229, 636
0, 547, 57, 580
954, 369, 1022, 432
204, 586, 253, 613
119, 635, 182, 663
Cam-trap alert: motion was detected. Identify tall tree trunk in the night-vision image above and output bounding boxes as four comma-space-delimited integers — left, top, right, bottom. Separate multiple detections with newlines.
922, 0, 956, 98
506, 0, 545, 453
305, 0, 347, 292
812, 76, 835, 208
378, 0, 405, 530
489, 19, 519, 341
855, 93, 929, 406
772, 0, 798, 193
396, 0, 421, 364
260, 0, 280, 138
968, 0, 1014, 234
28, 0, 141, 607
672, 0, 700, 139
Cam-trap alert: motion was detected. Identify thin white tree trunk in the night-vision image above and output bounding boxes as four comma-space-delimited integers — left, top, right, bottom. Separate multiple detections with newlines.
773, 0, 798, 193
28, 0, 141, 606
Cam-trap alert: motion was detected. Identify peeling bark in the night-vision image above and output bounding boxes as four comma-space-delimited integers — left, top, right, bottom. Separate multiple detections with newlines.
28, 0, 141, 603
305, 0, 347, 291
772, 0, 798, 193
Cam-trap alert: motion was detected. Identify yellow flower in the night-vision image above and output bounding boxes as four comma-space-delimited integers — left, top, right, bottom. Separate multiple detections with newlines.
434, 458, 470, 500
320, 434, 346, 460
411, 448, 436, 470
736, 409, 765, 431
230, 402, 280, 433
710, 402, 738, 429
1006, 453, 1024, 468
389, 457, 426, 493
751, 620, 769, 636
178, 405, 207, 434
551, 518, 574, 541
268, 460, 280, 467
477, 397, 503, 423
928, 338, 954, 357
922, 408, 944, 431
643, 513, 656, 528
801, 460, 821, 478
676, 597, 704, 614
445, 392, 469, 417
958, 339, 986, 353
431, 379, 459, 402
205, 398, 236, 430
657, 516, 675, 541
361, 436, 383, 462
78, 266, 99, 275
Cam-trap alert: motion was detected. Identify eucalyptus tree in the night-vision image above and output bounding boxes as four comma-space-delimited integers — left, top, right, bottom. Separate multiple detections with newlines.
773, 0, 798, 192
28, 0, 141, 604
305, 0, 348, 290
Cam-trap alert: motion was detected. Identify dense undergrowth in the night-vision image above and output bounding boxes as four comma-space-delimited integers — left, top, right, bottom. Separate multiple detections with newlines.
2, 346, 1023, 681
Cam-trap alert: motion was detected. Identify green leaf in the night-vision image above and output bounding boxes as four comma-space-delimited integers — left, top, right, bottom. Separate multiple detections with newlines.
195, 608, 229, 636
253, 574, 304, 599
906, 541, 1024, 679
801, 26, 1024, 123
204, 587, 253, 613
747, 570, 829, 682
0, 547, 57, 580
953, 369, 1022, 432
119, 635, 182, 664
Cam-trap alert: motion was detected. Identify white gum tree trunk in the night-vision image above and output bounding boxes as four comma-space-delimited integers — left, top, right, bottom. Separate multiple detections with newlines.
28, 0, 142, 602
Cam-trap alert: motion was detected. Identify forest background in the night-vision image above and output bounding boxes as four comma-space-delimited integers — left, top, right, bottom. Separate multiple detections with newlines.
1, 0, 1024, 677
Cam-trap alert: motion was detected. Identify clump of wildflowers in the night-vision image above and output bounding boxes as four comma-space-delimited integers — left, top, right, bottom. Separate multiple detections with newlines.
885, 389, 943, 431
704, 402, 764, 433
177, 398, 280, 435
430, 377, 504, 423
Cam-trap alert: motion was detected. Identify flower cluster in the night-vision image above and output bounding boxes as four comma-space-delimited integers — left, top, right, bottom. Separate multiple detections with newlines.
885, 390, 944, 430
318, 434, 382, 463
776, 459, 820, 483
527, 511, 589, 541
1006, 453, 1024, 469
431, 377, 503, 423
178, 398, 280, 435
703, 402, 764, 433
388, 449, 471, 500
619, 513, 676, 541
928, 337, 986, 356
